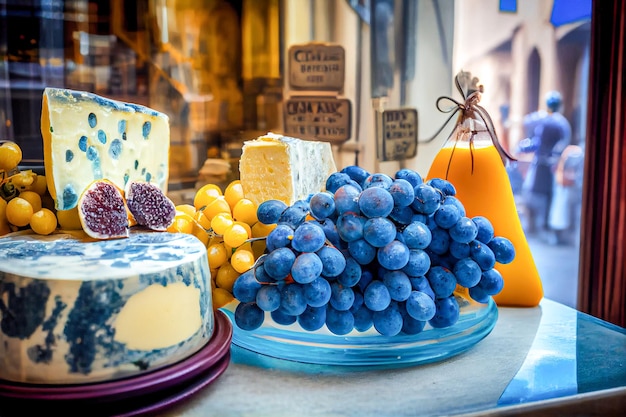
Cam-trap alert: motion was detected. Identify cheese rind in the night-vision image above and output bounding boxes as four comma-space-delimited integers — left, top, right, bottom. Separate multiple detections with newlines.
239, 133, 337, 206
0, 231, 212, 384
41, 88, 170, 211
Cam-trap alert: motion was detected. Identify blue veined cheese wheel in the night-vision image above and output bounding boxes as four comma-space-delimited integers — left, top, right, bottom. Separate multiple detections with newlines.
0, 230, 212, 384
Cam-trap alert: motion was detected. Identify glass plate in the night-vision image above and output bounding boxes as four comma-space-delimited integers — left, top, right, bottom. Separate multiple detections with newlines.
221, 293, 498, 368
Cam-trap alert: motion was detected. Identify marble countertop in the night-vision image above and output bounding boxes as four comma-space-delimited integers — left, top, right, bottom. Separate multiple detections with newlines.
157, 299, 626, 416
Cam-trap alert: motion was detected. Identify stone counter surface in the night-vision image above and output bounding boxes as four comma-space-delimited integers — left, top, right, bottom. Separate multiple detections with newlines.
158, 299, 626, 416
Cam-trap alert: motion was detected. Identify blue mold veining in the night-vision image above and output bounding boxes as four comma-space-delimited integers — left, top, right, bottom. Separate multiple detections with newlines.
0, 280, 51, 340
27, 295, 67, 364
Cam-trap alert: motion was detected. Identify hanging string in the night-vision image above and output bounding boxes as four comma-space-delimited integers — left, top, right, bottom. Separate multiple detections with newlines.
419, 72, 517, 177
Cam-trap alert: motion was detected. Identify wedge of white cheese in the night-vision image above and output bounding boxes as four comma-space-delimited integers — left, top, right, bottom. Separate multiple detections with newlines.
239, 133, 337, 206
41, 88, 170, 211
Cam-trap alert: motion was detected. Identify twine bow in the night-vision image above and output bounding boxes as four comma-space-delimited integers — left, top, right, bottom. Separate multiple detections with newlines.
422, 72, 516, 177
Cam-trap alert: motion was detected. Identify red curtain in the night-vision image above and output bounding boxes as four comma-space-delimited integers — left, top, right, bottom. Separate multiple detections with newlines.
578, 0, 626, 327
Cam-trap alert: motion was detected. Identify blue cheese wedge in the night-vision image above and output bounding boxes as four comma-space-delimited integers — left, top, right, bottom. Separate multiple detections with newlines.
239, 133, 337, 205
41, 88, 170, 211
0, 231, 212, 384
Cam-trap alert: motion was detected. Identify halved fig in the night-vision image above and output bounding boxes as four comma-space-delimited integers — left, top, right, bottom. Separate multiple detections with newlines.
78, 180, 130, 239
126, 181, 175, 231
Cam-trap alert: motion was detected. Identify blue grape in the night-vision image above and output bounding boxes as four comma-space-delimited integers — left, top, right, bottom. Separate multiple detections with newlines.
338, 257, 362, 287
315, 218, 342, 248
363, 216, 396, 247
303, 277, 332, 307
477, 268, 504, 295
309, 192, 336, 220
325, 306, 355, 335
402, 220, 432, 249
402, 248, 431, 277
350, 291, 364, 312
429, 296, 460, 328
434, 204, 461, 229
395, 168, 423, 187
363, 173, 393, 190
383, 270, 412, 301
359, 187, 395, 218
256, 285, 281, 312
409, 276, 436, 300
271, 307, 297, 325
326, 172, 353, 193
330, 282, 355, 311
469, 240, 496, 270
400, 306, 426, 335
234, 302, 264, 331
426, 266, 457, 298
469, 285, 490, 303
352, 305, 374, 332
336, 212, 365, 242
278, 204, 308, 228
363, 280, 392, 311
488, 236, 515, 264
427, 178, 456, 196
280, 283, 307, 315
254, 259, 275, 283
389, 205, 414, 225
412, 183, 441, 215
291, 252, 323, 284
372, 302, 403, 336
389, 179, 415, 207
449, 240, 470, 259
292, 222, 326, 253
265, 247, 296, 280
316, 246, 346, 278
348, 238, 377, 265
266, 224, 294, 251
298, 305, 327, 331
334, 183, 361, 214
473, 216, 495, 243
453, 257, 482, 288
341, 165, 371, 186
442, 195, 466, 217
257, 199, 288, 224
405, 290, 436, 321
411, 213, 429, 224
428, 226, 451, 255
449, 217, 478, 243
232, 270, 261, 302
377, 240, 410, 270
357, 269, 374, 292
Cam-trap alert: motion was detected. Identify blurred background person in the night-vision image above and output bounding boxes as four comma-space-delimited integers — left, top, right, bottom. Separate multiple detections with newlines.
518, 91, 572, 238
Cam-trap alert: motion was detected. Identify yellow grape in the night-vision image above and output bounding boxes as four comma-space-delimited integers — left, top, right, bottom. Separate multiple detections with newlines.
251, 240, 266, 259
207, 242, 230, 269
223, 223, 249, 248
29, 174, 48, 196
193, 209, 212, 230
167, 215, 194, 234
6, 197, 33, 227
232, 198, 258, 225
0, 141, 22, 171
231, 248, 255, 273
202, 196, 231, 221
212, 287, 234, 309
0, 220, 11, 236
56, 207, 83, 230
193, 183, 222, 210
192, 222, 210, 246
0, 198, 7, 223
30, 208, 57, 235
224, 180, 245, 210
18, 190, 42, 213
10, 171, 35, 189
175, 204, 196, 217
215, 263, 240, 292
252, 221, 276, 238
211, 212, 234, 235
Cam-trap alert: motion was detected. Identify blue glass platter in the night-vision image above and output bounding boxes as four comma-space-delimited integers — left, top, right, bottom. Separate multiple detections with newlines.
220, 292, 498, 368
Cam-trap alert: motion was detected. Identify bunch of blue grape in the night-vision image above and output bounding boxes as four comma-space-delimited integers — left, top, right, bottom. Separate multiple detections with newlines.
231, 166, 515, 336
